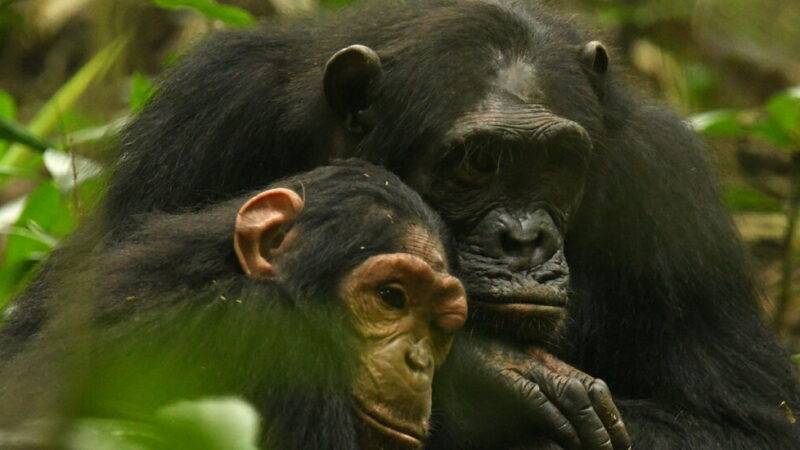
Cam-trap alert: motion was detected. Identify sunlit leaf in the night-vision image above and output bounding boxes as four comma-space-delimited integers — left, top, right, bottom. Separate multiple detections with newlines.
43, 149, 104, 192
150, 0, 256, 28
689, 110, 745, 136
63, 398, 261, 450
155, 398, 261, 450
0, 195, 26, 230
67, 116, 129, 148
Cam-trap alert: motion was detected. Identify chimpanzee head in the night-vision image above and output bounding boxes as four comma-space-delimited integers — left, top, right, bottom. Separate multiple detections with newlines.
320, 2, 608, 341
233, 160, 467, 448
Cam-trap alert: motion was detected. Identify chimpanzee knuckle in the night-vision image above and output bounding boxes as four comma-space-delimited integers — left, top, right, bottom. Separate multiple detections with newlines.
590, 378, 611, 397
523, 382, 547, 405
560, 377, 589, 405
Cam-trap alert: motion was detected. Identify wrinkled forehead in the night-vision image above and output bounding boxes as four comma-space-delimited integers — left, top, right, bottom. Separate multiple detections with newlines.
402, 225, 447, 274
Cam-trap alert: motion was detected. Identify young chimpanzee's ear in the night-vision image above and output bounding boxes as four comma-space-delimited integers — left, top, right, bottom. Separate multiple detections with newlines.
323, 44, 383, 134
579, 40, 609, 75
234, 188, 304, 279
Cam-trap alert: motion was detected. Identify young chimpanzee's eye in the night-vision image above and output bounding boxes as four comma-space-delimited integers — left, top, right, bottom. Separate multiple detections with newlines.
377, 286, 407, 309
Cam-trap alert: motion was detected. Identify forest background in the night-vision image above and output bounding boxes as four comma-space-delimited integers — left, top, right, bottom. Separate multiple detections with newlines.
0, 0, 798, 351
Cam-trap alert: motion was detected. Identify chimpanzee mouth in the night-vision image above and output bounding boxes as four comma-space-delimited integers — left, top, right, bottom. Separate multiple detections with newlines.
469, 278, 568, 308
475, 295, 566, 308
354, 404, 425, 446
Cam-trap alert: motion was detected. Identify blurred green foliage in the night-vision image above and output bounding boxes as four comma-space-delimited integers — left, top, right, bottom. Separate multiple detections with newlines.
64, 398, 262, 450
0, 0, 798, 445
148, 0, 256, 28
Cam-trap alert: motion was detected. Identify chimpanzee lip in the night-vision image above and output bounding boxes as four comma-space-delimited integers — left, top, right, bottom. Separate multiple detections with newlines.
471, 288, 568, 307
354, 404, 425, 445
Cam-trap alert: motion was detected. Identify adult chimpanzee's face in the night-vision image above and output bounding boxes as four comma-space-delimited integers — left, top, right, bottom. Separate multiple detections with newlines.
406, 89, 592, 340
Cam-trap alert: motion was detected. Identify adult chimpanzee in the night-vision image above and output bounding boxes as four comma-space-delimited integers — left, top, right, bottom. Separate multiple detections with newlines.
0, 161, 468, 449
3, 0, 798, 448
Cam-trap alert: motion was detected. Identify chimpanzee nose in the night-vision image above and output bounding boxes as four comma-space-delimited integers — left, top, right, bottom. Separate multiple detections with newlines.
405, 338, 434, 373
484, 209, 560, 268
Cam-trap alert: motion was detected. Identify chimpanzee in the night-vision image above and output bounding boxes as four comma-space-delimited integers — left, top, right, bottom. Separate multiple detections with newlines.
3, 0, 798, 449
0, 160, 468, 449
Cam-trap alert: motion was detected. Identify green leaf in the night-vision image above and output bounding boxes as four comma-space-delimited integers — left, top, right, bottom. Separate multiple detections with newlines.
752, 119, 793, 148
149, 0, 256, 28
7, 222, 60, 250
154, 398, 261, 450
0, 38, 127, 172
765, 94, 800, 138
320, 0, 359, 9
63, 398, 261, 450
0, 116, 55, 152
723, 185, 782, 213
65, 418, 160, 450
130, 72, 157, 113
0, 182, 76, 308
0, 89, 16, 120
689, 110, 746, 136
0, 90, 16, 155
3, 182, 74, 266
0, 166, 29, 177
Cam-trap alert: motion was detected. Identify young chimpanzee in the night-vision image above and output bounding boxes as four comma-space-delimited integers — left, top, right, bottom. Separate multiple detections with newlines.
0, 160, 467, 450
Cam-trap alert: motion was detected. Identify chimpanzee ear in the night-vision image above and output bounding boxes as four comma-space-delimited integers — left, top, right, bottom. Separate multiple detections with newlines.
579, 40, 609, 75
234, 188, 304, 279
323, 44, 383, 133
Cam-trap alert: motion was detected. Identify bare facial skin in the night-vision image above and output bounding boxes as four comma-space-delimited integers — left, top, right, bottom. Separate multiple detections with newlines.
340, 252, 467, 447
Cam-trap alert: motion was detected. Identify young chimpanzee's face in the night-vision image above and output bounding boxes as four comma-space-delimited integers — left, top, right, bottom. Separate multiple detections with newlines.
233, 163, 467, 449
340, 226, 466, 448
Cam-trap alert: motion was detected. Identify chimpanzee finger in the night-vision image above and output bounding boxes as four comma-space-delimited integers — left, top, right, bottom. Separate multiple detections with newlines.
532, 370, 614, 450
588, 380, 631, 450
500, 368, 582, 450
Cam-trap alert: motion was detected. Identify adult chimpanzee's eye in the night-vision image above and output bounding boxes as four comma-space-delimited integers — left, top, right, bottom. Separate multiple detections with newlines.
377, 286, 407, 309
455, 149, 496, 185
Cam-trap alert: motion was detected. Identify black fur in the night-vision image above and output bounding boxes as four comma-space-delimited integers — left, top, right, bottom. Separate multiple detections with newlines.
3, 1, 798, 448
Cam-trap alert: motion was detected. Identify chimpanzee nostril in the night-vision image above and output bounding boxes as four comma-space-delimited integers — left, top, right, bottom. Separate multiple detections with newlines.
490, 209, 560, 267
500, 229, 523, 256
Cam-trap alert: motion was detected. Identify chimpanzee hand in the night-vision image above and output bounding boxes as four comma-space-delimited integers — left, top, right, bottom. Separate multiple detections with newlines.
472, 340, 631, 450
